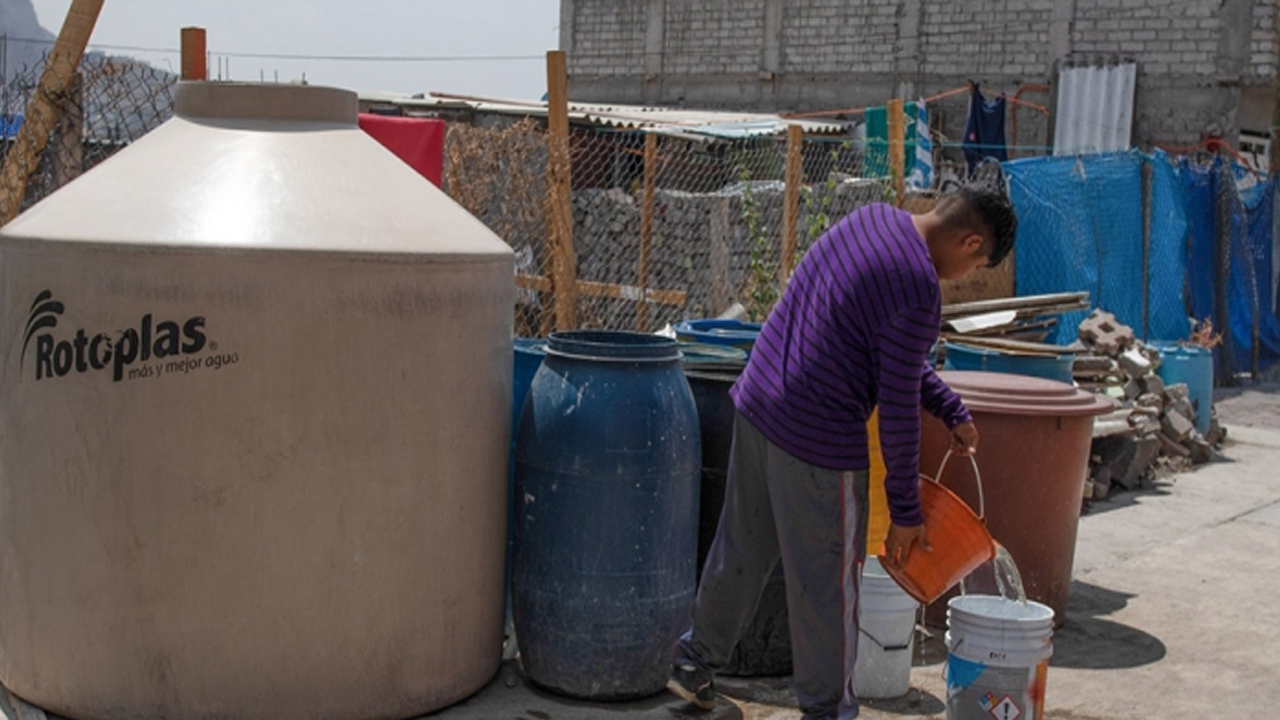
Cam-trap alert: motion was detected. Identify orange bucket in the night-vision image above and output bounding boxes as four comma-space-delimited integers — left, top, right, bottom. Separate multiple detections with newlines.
877, 452, 996, 605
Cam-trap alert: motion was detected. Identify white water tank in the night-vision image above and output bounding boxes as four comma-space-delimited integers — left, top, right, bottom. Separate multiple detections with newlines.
0, 82, 513, 720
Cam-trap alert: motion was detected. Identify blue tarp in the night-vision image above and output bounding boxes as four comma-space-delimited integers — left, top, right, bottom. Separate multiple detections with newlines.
1147, 151, 1191, 342
1004, 153, 1145, 345
1178, 158, 1280, 377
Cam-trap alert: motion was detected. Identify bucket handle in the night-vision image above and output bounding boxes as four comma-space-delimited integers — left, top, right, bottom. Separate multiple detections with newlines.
932, 450, 985, 521
858, 623, 916, 653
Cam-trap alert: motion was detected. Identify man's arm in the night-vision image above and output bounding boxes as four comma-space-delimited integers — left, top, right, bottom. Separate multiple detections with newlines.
922, 362, 980, 455
876, 306, 940, 529
922, 362, 973, 429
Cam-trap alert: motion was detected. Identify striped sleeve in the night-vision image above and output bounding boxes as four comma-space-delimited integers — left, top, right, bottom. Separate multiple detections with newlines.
922, 363, 972, 430
876, 305, 938, 528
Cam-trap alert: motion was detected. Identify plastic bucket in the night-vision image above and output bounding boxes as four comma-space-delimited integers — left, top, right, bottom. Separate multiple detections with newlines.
673, 319, 763, 355
945, 595, 1054, 720
943, 342, 1075, 385
878, 453, 996, 605
678, 341, 748, 373
1155, 343, 1213, 435
854, 557, 920, 699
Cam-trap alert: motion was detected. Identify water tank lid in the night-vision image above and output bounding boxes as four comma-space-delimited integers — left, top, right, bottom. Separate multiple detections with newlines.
937, 370, 1115, 417
176, 82, 358, 125
0, 82, 513, 258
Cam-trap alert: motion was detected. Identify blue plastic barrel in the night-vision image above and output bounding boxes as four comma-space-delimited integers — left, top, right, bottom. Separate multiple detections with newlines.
514, 331, 701, 699
507, 339, 547, 626
673, 319, 762, 356
943, 341, 1075, 385
1155, 343, 1214, 434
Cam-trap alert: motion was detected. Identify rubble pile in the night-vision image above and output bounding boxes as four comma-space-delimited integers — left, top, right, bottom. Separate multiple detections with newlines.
1073, 309, 1225, 500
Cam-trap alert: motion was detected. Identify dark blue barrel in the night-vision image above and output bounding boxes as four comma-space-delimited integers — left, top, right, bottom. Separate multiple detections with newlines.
514, 331, 701, 699
506, 339, 547, 632
685, 366, 792, 677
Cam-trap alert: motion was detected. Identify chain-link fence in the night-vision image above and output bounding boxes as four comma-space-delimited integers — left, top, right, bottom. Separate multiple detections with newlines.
0, 51, 175, 220
445, 120, 909, 336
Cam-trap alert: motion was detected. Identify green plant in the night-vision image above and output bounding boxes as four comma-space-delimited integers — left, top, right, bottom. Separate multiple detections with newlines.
740, 165, 778, 322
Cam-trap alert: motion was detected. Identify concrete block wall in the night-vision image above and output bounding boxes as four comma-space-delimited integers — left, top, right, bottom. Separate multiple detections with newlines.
918, 1, 1053, 79
779, 0, 900, 74
564, 1, 647, 77
663, 0, 767, 76
1251, 0, 1278, 84
563, 0, 1278, 147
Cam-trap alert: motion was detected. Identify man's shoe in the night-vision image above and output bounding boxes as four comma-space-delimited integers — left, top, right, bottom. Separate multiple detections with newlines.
666, 664, 716, 710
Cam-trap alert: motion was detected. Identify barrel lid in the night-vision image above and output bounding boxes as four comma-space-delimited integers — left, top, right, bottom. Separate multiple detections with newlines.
547, 330, 679, 363
938, 370, 1115, 417
1153, 342, 1210, 357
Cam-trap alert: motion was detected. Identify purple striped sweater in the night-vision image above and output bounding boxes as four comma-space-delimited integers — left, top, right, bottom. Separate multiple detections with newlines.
730, 204, 972, 527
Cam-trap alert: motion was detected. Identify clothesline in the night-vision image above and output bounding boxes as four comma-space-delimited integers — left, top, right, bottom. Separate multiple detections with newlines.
1154, 137, 1262, 177
780, 83, 1049, 121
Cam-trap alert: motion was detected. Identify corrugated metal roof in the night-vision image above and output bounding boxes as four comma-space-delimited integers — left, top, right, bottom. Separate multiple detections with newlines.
1053, 63, 1137, 155
357, 91, 850, 140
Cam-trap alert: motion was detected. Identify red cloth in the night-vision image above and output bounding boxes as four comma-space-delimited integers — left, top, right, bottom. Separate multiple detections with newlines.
358, 113, 445, 187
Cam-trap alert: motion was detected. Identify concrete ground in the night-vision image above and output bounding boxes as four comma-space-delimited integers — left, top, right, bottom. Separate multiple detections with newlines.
427, 382, 1280, 720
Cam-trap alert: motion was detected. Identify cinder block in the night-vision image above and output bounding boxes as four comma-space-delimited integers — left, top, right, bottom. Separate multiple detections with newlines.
1078, 309, 1136, 356
1164, 382, 1191, 404
1139, 373, 1166, 396
1119, 348, 1153, 378
1161, 408, 1195, 442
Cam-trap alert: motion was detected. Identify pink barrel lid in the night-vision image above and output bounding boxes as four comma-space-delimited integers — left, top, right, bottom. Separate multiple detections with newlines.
938, 371, 1116, 417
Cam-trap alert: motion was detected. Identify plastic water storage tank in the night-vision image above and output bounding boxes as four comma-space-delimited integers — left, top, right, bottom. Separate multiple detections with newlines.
0, 83, 513, 720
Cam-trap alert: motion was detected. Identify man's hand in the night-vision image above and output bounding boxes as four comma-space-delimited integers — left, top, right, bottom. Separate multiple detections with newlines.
883, 522, 931, 570
951, 421, 979, 455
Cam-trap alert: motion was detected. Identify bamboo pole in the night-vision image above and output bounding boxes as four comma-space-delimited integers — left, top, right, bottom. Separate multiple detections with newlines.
780, 124, 804, 290
637, 133, 658, 331
0, 0, 103, 226
887, 99, 906, 207
545, 50, 579, 331
181, 27, 208, 81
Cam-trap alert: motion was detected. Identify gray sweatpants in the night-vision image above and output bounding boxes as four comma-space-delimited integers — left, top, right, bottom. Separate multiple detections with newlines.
675, 411, 870, 720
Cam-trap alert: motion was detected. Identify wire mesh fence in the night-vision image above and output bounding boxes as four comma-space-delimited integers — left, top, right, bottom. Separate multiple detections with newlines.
0, 51, 175, 220
445, 121, 906, 335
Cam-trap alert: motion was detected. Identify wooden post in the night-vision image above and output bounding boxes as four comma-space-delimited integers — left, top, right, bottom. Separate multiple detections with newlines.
887, 99, 906, 207
181, 27, 208, 81
780, 124, 804, 291
637, 133, 658, 331
545, 50, 579, 331
0, 0, 103, 226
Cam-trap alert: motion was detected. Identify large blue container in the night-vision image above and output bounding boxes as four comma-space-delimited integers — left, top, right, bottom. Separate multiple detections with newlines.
1155, 343, 1214, 435
506, 339, 547, 627
673, 319, 762, 356
943, 341, 1075, 385
514, 331, 701, 699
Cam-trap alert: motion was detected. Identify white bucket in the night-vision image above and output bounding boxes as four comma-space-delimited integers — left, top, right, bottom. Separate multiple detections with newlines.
854, 557, 920, 699
945, 595, 1054, 720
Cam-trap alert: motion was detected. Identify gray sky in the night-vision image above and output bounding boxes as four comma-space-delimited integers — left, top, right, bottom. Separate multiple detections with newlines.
32, 0, 561, 99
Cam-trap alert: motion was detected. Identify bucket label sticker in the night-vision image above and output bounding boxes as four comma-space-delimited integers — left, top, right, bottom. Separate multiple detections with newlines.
987, 695, 1021, 720
21, 289, 238, 384
946, 654, 987, 692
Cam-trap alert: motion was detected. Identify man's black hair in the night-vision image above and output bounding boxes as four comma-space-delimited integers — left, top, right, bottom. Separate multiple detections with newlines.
937, 184, 1017, 268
